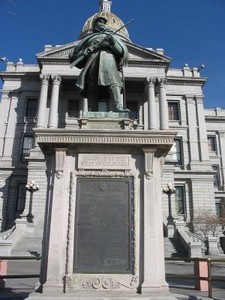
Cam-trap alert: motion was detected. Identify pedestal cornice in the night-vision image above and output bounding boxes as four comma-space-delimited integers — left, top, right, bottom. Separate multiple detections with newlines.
34, 129, 177, 157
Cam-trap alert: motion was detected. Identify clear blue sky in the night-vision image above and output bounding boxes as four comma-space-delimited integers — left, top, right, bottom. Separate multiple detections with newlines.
0, 0, 225, 108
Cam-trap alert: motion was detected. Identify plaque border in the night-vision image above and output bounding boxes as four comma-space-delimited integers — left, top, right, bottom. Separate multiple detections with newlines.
64, 170, 138, 292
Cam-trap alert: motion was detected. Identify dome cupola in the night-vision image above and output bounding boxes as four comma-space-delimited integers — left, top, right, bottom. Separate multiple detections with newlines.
79, 0, 131, 42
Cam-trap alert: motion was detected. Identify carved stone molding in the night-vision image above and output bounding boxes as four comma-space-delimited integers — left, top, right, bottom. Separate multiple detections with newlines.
36, 134, 174, 146
143, 147, 157, 179
55, 148, 67, 179
76, 169, 134, 178
65, 172, 75, 276
65, 274, 138, 291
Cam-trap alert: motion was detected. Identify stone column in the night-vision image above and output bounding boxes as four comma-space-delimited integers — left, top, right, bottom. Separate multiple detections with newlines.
43, 148, 67, 291
36, 75, 50, 128
159, 78, 169, 130
48, 75, 61, 128
143, 99, 148, 130
185, 96, 199, 163
195, 96, 210, 162
141, 147, 168, 293
138, 98, 143, 126
218, 131, 225, 188
82, 98, 88, 113
147, 78, 157, 130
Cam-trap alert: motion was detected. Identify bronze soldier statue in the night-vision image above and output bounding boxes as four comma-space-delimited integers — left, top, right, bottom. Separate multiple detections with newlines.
69, 16, 129, 112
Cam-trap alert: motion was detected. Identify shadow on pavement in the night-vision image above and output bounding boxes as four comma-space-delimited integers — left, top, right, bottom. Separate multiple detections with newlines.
0, 287, 30, 300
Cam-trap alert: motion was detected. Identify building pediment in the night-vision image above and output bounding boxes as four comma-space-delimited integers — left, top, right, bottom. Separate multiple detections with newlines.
36, 39, 171, 67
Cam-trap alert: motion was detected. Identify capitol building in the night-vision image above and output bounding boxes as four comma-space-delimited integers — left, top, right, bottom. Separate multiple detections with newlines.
0, 0, 225, 261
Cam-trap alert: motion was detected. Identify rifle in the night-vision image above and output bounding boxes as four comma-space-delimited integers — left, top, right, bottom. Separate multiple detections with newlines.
70, 18, 134, 69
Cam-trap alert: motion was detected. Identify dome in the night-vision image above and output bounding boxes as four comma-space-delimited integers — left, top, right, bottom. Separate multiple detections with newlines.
79, 2, 131, 42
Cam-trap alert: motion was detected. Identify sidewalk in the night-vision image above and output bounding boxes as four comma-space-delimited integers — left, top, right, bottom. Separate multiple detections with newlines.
0, 260, 224, 300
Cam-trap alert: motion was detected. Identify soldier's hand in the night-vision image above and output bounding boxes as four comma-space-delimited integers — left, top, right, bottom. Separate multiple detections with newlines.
104, 33, 115, 46
83, 46, 95, 56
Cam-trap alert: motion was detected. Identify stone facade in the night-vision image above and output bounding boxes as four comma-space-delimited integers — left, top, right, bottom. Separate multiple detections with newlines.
0, 10, 225, 242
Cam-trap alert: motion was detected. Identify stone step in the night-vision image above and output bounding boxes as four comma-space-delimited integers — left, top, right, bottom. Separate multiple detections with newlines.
11, 235, 42, 256
164, 237, 188, 258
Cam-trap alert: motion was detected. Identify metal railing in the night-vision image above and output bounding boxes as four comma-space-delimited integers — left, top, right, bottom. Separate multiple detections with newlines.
165, 256, 225, 299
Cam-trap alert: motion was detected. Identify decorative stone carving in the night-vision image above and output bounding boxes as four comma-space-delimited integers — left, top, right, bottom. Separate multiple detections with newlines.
51, 74, 62, 83
55, 148, 67, 178
40, 74, 50, 84
143, 147, 157, 179
36, 134, 175, 146
65, 172, 75, 276
65, 275, 138, 291
146, 77, 156, 86
76, 169, 134, 178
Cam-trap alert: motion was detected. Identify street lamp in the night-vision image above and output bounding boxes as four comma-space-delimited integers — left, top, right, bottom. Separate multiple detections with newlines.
163, 182, 176, 224
26, 180, 39, 223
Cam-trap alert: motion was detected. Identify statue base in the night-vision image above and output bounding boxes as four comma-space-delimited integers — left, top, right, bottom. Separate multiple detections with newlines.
80, 112, 133, 130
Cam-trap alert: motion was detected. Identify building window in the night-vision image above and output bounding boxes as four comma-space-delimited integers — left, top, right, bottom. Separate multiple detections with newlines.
21, 135, 34, 161
207, 136, 217, 153
126, 101, 138, 119
212, 165, 220, 187
25, 98, 38, 118
175, 185, 185, 215
167, 139, 182, 164
16, 183, 26, 213
168, 102, 179, 121
215, 202, 222, 218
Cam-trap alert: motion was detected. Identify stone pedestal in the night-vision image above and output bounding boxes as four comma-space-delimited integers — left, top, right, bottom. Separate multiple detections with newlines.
25, 292, 191, 300
26, 124, 177, 299
207, 236, 219, 256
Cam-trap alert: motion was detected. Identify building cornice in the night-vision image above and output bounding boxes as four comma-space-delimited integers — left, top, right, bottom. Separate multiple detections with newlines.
205, 116, 225, 123
167, 76, 207, 86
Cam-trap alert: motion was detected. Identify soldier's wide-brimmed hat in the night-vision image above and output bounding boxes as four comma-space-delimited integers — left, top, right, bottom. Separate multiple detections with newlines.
93, 16, 108, 25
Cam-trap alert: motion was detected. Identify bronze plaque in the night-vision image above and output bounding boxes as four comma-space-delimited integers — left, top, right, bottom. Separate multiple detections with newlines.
74, 178, 133, 273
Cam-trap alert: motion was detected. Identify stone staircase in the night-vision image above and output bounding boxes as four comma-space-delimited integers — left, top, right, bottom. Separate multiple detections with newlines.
11, 226, 43, 256
11, 235, 42, 256
164, 237, 188, 257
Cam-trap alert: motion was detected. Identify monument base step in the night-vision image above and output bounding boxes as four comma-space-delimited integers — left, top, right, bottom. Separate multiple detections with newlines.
25, 292, 204, 300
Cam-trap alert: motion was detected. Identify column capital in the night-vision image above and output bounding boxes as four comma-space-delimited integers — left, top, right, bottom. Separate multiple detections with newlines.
40, 74, 50, 82
146, 77, 156, 85
195, 95, 204, 104
51, 74, 62, 83
157, 77, 167, 86
184, 94, 195, 104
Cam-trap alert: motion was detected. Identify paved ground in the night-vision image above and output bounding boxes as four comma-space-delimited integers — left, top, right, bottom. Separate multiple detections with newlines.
0, 260, 224, 300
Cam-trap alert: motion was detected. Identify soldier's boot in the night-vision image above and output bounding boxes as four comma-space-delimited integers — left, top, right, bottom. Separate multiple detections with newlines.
109, 84, 130, 112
